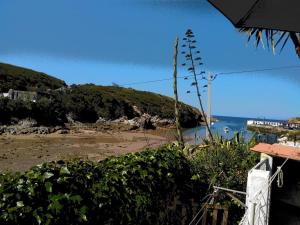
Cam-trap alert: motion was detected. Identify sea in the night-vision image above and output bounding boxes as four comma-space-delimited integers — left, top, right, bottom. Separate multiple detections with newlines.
183, 115, 285, 144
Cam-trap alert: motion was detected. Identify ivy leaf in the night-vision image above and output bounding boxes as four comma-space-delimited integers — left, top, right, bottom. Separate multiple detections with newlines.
35, 214, 42, 225
16, 201, 24, 208
43, 172, 54, 180
60, 166, 70, 175
81, 214, 88, 222
80, 206, 88, 221
45, 182, 53, 193
70, 195, 82, 204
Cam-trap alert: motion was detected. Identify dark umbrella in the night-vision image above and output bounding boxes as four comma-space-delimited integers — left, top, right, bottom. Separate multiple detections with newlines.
208, 0, 300, 57
207, 0, 300, 33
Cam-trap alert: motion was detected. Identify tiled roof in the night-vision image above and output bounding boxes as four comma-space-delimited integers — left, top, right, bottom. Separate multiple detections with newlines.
251, 143, 300, 161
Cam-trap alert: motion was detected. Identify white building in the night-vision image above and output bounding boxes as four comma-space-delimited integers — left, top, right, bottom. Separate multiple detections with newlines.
247, 120, 284, 127
0, 93, 9, 98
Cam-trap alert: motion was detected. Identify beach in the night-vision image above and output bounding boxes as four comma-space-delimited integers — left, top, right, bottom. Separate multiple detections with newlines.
0, 128, 176, 172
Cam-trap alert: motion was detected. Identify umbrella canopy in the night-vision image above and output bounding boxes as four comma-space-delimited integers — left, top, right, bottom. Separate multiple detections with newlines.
208, 0, 300, 33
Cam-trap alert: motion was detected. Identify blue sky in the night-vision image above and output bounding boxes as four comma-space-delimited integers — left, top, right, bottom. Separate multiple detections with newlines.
0, 0, 299, 119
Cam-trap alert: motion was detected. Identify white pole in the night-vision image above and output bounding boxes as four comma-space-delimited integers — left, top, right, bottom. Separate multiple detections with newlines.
206, 72, 212, 139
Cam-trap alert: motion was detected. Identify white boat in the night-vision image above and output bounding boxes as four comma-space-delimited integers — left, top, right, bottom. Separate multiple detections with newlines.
224, 127, 229, 133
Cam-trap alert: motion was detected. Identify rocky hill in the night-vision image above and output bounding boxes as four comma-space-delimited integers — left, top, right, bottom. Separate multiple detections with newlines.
0, 62, 66, 92
0, 63, 202, 131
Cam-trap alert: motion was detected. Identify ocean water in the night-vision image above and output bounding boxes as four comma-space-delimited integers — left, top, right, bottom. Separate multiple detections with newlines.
183, 116, 253, 144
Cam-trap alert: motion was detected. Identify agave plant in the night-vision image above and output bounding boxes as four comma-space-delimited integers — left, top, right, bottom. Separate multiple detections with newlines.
181, 29, 214, 141
240, 28, 300, 58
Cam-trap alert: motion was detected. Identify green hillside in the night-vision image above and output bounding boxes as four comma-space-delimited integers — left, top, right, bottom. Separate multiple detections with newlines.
64, 84, 201, 127
0, 62, 66, 92
0, 63, 201, 128
289, 117, 300, 123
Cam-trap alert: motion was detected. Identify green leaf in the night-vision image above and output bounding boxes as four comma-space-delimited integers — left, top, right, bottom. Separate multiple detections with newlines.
60, 166, 70, 175
43, 172, 54, 180
80, 206, 88, 221
35, 214, 42, 225
81, 214, 88, 222
16, 201, 24, 208
70, 195, 82, 204
45, 182, 52, 193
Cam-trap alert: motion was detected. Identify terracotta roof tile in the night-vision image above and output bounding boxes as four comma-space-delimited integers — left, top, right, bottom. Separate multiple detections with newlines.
251, 143, 300, 161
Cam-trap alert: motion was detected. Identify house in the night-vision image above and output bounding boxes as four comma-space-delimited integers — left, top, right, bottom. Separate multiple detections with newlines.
287, 121, 300, 129
240, 143, 300, 225
0, 92, 9, 98
0, 89, 37, 102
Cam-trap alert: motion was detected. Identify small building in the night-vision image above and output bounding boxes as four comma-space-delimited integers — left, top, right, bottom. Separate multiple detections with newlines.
240, 143, 300, 225
247, 120, 284, 127
287, 121, 300, 129
0, 89, 37, 102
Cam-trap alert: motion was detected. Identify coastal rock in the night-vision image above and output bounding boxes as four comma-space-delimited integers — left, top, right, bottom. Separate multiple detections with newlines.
57, 129, 70, 134
132, 105, 142, 116
96, 117, 106, 123
0, 126, 5, 135
66, 113, 76, 124
140, 117, 155, 129
138, 114, 155, 129
110, 113, 175, 130
126, 119, 140, 128
18, 118, 37, 128
150, 116, 174, 127
112, 116, 128, 123
37, 127, 49, 134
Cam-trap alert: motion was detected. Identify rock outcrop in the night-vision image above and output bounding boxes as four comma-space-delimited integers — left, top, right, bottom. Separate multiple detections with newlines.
97, 113, 174, 130
0, 118, 68, 135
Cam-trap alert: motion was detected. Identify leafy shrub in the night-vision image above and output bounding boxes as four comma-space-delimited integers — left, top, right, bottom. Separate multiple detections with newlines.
0, 146, 200, 225
0, 96, 66, 126
189, 133, 259, 224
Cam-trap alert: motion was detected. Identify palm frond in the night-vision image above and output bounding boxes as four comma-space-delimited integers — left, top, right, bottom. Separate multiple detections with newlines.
240, 27, 300, 58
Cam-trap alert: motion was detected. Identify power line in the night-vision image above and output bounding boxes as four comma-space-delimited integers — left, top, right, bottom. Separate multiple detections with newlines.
215, 65, 300, 76
121, 65, 300, 86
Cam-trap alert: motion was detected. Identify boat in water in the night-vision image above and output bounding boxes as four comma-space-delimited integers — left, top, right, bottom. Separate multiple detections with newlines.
224, 127, 229, 133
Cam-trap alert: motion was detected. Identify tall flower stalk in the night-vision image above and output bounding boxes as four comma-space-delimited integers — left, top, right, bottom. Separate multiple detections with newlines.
181, 29, 214, 141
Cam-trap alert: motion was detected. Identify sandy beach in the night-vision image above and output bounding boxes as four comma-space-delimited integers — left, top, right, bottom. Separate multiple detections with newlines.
0, 128, 176, 172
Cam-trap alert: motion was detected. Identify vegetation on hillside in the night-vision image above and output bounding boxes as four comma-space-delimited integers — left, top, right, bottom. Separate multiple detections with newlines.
0, 85, 201, 128
0, 95, 66, 126
0, 63, 66, 92
65, 84, 201, 126
289, 117, 300, 123
247, 125, 289, 136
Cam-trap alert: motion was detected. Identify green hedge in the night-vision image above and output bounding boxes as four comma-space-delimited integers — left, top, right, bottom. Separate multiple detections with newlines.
0, 146, 199, 225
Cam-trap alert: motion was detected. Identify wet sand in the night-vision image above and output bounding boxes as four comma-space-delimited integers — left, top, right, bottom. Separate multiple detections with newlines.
0, 129, 176, 172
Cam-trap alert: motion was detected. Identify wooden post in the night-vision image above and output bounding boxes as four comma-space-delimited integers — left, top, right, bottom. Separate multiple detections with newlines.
201, 206, 208, 225
212, 208, 218, 225
221, 208, 228, 225
173, 36, 184, 148
202, 204, 228, 225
